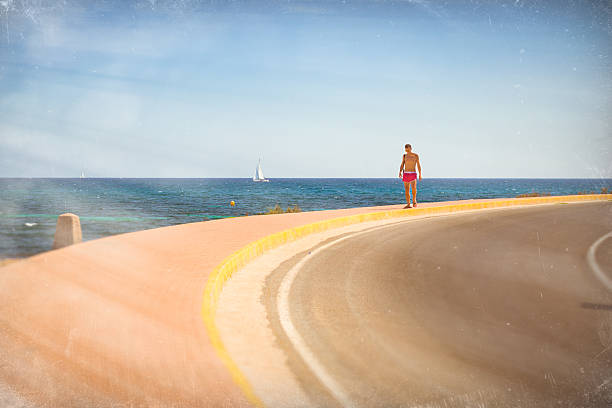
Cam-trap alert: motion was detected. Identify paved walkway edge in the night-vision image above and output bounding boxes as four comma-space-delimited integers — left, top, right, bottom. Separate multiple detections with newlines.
200, 194, 611, 406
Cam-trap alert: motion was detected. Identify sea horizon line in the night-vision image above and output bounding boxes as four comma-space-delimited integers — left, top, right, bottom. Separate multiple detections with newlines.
2, 177, 612, 181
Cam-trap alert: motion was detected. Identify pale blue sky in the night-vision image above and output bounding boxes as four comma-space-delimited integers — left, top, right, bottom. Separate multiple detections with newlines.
0, 0, 610, 178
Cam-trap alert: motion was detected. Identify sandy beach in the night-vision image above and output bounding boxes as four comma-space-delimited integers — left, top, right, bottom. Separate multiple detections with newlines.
0, 195, 609, 407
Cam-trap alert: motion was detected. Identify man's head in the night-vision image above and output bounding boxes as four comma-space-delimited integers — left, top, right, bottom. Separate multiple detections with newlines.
405, 144, 412, 152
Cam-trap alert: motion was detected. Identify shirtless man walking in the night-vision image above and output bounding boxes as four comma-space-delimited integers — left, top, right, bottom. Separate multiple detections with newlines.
399, 144, 422, 208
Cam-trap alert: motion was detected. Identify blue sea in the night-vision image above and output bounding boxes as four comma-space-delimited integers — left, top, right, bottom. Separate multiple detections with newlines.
1, 178, 610, 258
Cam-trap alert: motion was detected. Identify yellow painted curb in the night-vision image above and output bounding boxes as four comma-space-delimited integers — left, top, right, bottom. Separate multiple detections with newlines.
201, 194, 611, 407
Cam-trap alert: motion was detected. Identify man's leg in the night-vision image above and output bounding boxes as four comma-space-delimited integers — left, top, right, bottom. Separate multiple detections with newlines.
410, 180, 417, 206
403, 182, 411, 208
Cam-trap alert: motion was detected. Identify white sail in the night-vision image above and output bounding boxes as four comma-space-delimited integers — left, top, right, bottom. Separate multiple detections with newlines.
253, 159, 269, 182
80, 171, 85, 179
253, 164, 259, 180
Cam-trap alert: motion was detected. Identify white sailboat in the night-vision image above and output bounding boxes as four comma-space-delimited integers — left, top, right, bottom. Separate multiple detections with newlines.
80, 171, 85, 179
253, 158, 269, 182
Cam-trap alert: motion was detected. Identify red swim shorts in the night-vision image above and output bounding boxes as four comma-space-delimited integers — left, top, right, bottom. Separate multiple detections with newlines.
402, 172, 417, 182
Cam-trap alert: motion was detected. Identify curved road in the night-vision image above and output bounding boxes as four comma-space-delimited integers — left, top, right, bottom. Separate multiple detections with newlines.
266, 201, 612, 407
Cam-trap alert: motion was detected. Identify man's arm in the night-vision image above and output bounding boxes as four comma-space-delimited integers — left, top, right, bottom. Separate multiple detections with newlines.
399, 155, 405, 178
416, 154, 422, 180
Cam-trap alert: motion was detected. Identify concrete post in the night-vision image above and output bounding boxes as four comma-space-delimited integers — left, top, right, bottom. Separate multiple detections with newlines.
53, 213, 82, 249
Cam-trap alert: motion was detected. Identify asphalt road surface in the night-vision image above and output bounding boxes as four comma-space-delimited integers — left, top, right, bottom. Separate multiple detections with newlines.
266, 201, 612, 407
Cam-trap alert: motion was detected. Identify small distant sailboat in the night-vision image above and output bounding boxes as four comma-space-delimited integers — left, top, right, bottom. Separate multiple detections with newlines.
80, 171, 85, 179
253, 158, 269, 182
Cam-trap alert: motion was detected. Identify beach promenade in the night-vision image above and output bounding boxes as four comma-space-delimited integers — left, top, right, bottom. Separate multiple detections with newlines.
0, 195, 610, 407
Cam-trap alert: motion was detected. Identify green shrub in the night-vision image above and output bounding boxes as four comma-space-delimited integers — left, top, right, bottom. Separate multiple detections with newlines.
285, 204, 301, 213
264, 204, 302, 215
516, 192, 551, 198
